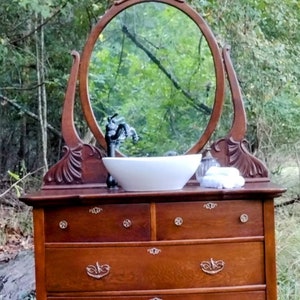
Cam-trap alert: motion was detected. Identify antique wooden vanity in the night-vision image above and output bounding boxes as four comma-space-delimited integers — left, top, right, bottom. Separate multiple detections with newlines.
20, 0, 285, 299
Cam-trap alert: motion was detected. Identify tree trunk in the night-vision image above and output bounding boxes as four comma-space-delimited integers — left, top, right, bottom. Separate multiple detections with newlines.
35, 13, 48, 175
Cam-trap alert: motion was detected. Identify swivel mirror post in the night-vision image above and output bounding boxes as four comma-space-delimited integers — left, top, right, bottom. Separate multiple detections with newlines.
105, 113, 139, 188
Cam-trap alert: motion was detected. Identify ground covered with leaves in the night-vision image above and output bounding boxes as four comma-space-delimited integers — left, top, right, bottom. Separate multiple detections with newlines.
0, 186, 35, 299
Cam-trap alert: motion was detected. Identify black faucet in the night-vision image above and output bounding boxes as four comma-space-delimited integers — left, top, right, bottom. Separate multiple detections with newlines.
105, 113, 138, 188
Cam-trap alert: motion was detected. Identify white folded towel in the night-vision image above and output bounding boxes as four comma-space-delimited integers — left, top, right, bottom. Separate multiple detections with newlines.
200, 167, 245, 189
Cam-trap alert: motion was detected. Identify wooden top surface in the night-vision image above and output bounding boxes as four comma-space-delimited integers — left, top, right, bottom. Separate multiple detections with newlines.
20, 181, 286, 207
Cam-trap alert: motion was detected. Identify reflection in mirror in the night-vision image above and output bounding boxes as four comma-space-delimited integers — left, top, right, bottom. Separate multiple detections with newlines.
88, 2, 216, 156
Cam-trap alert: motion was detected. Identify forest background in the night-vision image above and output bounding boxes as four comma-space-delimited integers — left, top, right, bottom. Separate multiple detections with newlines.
0, 0, 299, 299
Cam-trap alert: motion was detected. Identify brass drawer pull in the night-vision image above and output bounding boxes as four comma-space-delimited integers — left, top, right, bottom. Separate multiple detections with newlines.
86, 261, 111, 279
203, 202, 218, 209
200, 258, 225, 275
123, 219, 132, 228
58, 220, 68, 229
89, 207, 103, 214
240, 213, 249, 223
147, 248, 161, 255
174, 217, 183, 226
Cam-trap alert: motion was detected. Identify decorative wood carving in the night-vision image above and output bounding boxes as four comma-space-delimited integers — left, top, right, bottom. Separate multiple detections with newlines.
43, 143, 106, 186
211, 137, 269, 180
209, 46, 269, 181
43, 51, 107, 188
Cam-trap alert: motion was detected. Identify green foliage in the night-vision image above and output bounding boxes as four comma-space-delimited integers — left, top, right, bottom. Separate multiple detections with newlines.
0, 0, 299, 170
89, 2, 215, 155
7, 170, 23, 197
276, 203, 300, 300
190, 0, 300, 167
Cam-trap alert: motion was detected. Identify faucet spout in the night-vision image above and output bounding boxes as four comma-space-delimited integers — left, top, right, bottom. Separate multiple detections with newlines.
105, 113, 139, 188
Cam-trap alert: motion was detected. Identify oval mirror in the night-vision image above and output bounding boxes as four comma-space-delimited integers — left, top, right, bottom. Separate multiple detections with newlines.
79, 0, 225, 156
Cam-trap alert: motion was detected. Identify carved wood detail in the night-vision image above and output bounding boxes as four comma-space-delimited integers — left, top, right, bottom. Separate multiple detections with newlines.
211, 137, 269, 180
42, 51, 107, 188
208, 46, 269, 181
43, 143, 107, 186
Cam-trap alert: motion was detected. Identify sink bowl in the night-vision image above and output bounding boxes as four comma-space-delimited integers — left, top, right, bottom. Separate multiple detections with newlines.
102, 154, 202, 191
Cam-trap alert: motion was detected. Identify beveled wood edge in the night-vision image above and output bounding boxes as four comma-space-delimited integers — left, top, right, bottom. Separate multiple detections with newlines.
20, 182, 286, 207
47, 284, 266, 297
44, 236, 265, 248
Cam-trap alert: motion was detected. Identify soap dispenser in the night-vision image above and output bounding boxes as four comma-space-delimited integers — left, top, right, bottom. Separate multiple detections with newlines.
196, 147, 220, 183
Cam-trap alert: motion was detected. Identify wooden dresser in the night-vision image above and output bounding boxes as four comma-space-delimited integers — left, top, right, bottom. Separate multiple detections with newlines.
21, 183, 285, 300
20, 0, 286, 299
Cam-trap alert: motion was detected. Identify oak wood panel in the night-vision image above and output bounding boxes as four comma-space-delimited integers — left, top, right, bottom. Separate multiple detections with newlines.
48, 290, 265, 299
45, 242, 264, 292
44, 204, 151, 242
156, 200, 263, 240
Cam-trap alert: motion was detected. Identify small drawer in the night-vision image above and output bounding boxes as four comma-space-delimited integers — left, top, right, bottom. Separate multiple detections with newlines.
48, 291, 265, 299
45, 241, 264, 292
156, 200, 263, 240
45, 203, 151, 242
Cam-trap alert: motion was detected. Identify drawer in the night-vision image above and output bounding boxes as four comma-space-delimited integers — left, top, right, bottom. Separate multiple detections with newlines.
156, 200, 263, 240
45, 204, 151, 242
45, 241, 264, 292
48, 290, 265, 299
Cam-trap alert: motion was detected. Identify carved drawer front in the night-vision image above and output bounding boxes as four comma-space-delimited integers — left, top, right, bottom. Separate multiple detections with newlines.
44, 204, 151, 242
45, 241, 264, 292
48, 290, 265, 299
156, 200, 263, 240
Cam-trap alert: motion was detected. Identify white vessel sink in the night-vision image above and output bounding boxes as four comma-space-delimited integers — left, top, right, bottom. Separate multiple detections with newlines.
102, 154, 202, 191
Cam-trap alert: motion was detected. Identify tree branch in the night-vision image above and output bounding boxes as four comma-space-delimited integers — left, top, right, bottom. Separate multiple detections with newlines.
9, 2, 68, 45
122, 25, 212, 115
0, 167, 44, 200
0, 94, 61, 137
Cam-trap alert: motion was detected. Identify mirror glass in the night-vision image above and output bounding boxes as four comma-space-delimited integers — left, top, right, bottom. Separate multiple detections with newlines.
88, 2, 216, 156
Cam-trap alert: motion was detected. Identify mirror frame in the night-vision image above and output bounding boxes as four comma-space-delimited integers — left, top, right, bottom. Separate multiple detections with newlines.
79, 0, 225, 155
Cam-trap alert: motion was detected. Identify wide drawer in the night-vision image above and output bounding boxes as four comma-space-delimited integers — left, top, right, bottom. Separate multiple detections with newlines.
44, 204, 151, 242
48, 290, 265, 299
156, 200, 263, 240
45, 241, 264, 292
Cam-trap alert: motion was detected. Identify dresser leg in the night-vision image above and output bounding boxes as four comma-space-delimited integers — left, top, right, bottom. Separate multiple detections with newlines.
33, 208, 47, 300
264, 199, 278, 300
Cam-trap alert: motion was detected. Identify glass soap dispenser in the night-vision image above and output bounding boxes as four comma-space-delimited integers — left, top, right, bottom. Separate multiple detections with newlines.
196, 147, 220, 184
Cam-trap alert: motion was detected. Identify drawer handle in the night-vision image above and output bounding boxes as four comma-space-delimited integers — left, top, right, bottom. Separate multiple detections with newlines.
174, 217, 183, 226
89, 207, 103, 214
203, 202, 218, 209
200, 258, 225, 275
150, 298, 163, 300
58, 220, 68, 229
240, 213, 249, 223
123, 219, 132, 228
147, 248, 161, 255
86, 262, 111, 279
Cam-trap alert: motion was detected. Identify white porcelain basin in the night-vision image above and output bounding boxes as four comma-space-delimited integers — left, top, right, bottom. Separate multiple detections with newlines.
102, 154, 202, 191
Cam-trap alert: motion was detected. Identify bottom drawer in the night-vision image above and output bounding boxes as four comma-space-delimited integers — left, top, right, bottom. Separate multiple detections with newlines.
48, 290, 266, 299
